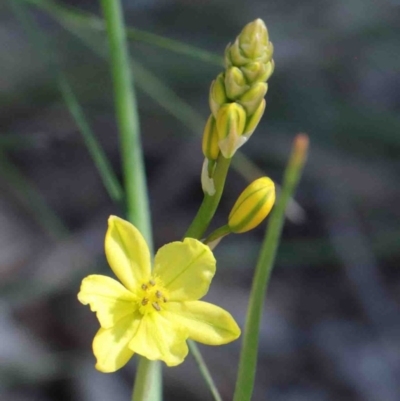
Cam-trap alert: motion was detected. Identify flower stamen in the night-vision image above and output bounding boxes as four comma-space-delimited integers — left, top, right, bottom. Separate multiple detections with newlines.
138, 277, 169, 314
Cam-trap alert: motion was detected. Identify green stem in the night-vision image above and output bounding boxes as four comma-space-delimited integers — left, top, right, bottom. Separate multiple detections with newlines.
183, 156, 231, 401
185, 155, 231, 239
204, 225, 231, 245
132, 358, 162, 401
100, 0, 152, 246
188, 341, 223, 401
99, 1, 159, 400
233, 134, 309, 401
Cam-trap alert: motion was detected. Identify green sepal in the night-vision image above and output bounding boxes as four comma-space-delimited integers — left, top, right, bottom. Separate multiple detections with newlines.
225, 66, 249, 100
238, 82, 268, 116
243, 99, 266, 138
202, 114, 220, 161
209, 73, 228, 118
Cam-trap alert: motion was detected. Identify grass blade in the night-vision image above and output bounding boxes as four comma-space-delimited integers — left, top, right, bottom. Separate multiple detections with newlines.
188, 341, 223, 401
21, 0, 223, 66
233, 134, 309, 401
0, 149, 67, 240
57, 75, 124, 203
9, 0, 124, 205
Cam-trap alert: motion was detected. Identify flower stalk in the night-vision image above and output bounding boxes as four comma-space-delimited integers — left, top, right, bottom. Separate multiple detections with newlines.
99, 0, 157, 400
186, 154, 231, 239
100, 0, 152, 247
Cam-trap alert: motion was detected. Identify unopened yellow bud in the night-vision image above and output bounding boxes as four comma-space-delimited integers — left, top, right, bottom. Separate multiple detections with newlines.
216, 102, 247, 158
224, 67, 249, 99
202, 115, 220, 160
209, 73, 228, 118
228, 177, 275, 233
238, 82, 268, 116
243, 99, 266, 137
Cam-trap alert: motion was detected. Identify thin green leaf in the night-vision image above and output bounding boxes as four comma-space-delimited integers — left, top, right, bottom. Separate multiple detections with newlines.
0, 149, 67, 240
10, 0, 124, 205
233, 134, 309, 401
0, 134, 39, 150
188, 341, 223, 401
57, 75, 124, 204
20, 0, 223, 66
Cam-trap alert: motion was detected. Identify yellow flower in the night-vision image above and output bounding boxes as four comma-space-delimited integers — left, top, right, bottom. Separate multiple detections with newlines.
78, 216, 241, 373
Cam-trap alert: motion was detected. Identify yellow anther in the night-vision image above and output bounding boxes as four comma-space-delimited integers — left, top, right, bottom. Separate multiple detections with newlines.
156, 290, 162, 299
149, 279, 156, 286
141, 298, 149, 306
141, 284, 148, 290
152, 302, 161, 311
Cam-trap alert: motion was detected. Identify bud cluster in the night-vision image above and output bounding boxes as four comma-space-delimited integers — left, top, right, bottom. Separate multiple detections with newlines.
202, 19, 274, 161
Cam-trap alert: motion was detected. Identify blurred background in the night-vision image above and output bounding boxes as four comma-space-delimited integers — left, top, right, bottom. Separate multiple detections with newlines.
1, 0, 400, 400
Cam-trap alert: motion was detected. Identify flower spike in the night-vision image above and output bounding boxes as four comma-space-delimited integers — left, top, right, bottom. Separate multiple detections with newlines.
201, 18, 274, 163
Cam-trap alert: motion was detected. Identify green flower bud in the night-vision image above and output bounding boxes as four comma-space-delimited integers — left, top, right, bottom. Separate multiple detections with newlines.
238, 82, 268, 116
225, 19, 274, 67
228, 177, 275, 233
209, 73, 228, 118
216, 102, 247, 158
241, 60, 275, 84
243, 99, 266, 137
224, 39, 244, 68
263, 42, 274, 64
202, 115, 220, 161
226, 38, 250, 67
225, 67, 249, 100
239, 19, 269, 60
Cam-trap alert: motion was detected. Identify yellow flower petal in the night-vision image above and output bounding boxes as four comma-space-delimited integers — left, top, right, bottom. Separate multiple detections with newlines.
164, 301, 241, 345
129, 312, 189, 366
153, 238, 215, 301
78, 275, 137, 329
93, 313, 141, 373
105, 216, 151, 293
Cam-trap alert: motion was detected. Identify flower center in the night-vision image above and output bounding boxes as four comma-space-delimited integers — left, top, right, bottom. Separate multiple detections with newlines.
138, 277, 168, 315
